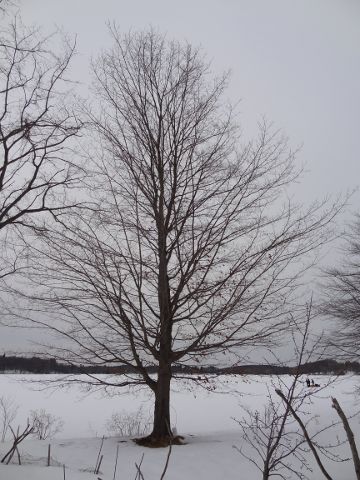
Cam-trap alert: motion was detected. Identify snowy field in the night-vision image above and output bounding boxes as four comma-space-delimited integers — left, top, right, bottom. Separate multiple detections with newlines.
0, 374, 359, 479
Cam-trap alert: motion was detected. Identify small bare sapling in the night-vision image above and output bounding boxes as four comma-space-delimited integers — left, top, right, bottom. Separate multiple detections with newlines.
30, 408, 64, 440
0, 396, 18, 441
106, 407, 151, 437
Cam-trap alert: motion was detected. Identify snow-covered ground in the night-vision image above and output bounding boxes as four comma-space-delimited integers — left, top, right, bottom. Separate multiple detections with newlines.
0, 374, 358, 479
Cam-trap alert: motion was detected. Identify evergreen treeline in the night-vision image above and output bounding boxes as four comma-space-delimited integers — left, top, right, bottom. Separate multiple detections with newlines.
0, 355, 359, 375
0, 355, 120, 374
221, 359, 360, 375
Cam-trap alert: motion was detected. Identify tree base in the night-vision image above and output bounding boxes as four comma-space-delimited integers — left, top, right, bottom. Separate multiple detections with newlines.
133, 434, 186, 448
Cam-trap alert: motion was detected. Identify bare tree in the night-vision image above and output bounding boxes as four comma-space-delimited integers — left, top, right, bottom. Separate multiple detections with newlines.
234, 302, 339, 480
0, 16, 82, 282
30, 408, 64, 440
321, 213, 360, 358
276, 392, 360, 480
275, 388, 334, 480
236, 302, 357, 480
235, 387, 311, 480
0, 395, 18, 441
105, 407, 151, 438
19, 28, 340, 446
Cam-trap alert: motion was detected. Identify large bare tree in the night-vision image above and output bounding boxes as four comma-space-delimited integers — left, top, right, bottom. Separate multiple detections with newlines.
19, 28, 339, 446
0, 17, 82, 281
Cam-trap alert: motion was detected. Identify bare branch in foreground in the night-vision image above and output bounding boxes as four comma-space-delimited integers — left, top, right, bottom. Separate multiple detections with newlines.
275, 388, 333, 480
332, 397, 360, 480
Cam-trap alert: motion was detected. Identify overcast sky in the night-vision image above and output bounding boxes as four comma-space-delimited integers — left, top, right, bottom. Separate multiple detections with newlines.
19, 0, 360, 199
1, 0, 360, 353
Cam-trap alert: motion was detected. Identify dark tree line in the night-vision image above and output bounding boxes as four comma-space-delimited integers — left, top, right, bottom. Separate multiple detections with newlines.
0, 354, 358, 376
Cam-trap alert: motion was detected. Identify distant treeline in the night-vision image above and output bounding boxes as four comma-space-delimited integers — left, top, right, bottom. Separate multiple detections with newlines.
221, 359, 360, 375
0, 354, 359, 375
0, 355, 133, 374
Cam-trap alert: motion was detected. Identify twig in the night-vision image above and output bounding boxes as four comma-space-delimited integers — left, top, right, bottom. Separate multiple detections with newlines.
332, 397, 360, 479
15, 446, 21, 465
160, 419, 173, 480
95, 454, 104, 475
134, 453, 145, 480
113, 443, 119, 480
276, 388, 333, 480
94, 435, 105, 473
160, 442, 172, 480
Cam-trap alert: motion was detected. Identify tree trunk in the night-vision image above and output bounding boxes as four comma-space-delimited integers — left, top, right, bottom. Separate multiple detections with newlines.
135, 361, 173, 447
262, 461, 270, 480
151, 362, 172, 441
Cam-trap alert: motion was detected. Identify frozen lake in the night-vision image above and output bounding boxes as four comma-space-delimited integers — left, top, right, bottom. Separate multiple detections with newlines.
0, 374, 358, 479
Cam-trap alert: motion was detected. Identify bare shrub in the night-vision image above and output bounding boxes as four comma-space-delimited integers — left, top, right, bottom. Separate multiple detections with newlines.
30, 409, 64, 440
234, 301, 345, 480
0, 396, 18, 442
235, 382, 311, 480
106, 407, 151, 437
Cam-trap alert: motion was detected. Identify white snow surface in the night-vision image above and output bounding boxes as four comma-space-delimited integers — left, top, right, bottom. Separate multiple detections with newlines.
0, 374, 359, 479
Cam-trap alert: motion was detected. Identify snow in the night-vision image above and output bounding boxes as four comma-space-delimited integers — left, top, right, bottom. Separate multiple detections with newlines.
0, 374, 359, 479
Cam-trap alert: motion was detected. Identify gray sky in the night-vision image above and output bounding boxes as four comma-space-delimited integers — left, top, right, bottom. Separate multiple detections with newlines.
1, 0, 360, 353
19, 0, 360, 200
